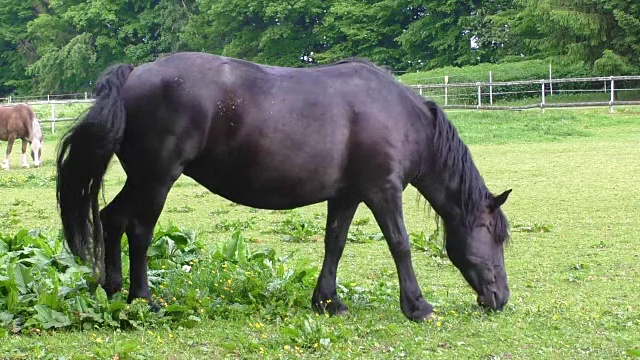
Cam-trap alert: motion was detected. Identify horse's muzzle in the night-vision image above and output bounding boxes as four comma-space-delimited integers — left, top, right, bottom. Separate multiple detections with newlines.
477, 289, 509, 311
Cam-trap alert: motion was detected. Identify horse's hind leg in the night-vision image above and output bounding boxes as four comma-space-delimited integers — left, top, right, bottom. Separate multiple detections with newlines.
364, 183, 433, 321
2, 134, 16, 170
100, 182, 134, 298
312, 197, 359, 316
124, 176, 179, 302
20, 139, 29, 168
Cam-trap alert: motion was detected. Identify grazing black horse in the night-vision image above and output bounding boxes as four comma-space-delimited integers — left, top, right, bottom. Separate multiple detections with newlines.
56, 52, 511, 321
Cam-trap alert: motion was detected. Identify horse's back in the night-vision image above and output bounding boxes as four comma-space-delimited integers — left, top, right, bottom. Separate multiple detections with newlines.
117, 52, 431, 207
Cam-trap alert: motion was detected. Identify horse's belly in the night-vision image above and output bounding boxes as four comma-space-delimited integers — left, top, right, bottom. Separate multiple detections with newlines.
183, 152, 343, 209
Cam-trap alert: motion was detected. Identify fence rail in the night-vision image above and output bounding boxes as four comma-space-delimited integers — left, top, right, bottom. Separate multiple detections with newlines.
409, 75, 640, 112
2, 74, 640, 133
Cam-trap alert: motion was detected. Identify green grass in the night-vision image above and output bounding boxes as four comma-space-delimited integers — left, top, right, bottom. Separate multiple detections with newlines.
1, 107, 639, 359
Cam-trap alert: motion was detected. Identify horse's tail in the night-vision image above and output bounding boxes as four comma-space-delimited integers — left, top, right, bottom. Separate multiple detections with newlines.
56, 63, 134, 283
29, 108, 44, 167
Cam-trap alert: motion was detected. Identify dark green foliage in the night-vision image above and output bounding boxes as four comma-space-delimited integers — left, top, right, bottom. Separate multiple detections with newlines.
0, 225, 400, 334
0, 0, 639, 96
0, 225, 203, 332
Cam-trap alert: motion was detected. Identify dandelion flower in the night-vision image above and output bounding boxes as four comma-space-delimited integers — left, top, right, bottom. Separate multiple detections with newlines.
284, 345, 291, 351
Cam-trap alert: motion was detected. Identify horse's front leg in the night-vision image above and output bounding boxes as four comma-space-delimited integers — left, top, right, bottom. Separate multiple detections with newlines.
365, 183, 434, 321
2, 134, 15, 170
20, 139, 29, 168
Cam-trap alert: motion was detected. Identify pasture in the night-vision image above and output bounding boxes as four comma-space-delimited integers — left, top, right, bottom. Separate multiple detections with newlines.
0, 107, 639, 359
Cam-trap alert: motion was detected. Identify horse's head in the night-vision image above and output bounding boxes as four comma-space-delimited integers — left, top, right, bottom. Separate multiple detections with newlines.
445, 189, 512, 311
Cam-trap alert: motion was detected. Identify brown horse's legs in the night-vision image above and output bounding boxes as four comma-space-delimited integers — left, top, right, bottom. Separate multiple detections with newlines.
2, 134, 16, 170
364, 183, 433, 321
312, 197, 359, 315
20, 139, 29, 168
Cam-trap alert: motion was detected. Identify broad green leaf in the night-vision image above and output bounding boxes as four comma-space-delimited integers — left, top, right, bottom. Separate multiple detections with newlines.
6, 289, 19, 311
11, 262, 34, 294
95, 285, 109, 309
0, 311, 14, 324
26, 305, 72, 329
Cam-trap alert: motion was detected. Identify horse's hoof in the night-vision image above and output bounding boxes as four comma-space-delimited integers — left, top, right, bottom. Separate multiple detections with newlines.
402, 299, 434, 322
312, 296, 350, 316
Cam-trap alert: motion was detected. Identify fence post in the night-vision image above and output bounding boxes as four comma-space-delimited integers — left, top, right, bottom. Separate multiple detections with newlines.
609, 77, 615, 114
47, 94, 50, 102
85, 92, 88, 100
541, 81, 546, 113
549, 64, 553, 96
477, 83, 482, 109
51, 104, 56, 134
443, 76, 449, 106
8, 96, 11, 103
489, 71, 493, 105
419, 87, 423, 97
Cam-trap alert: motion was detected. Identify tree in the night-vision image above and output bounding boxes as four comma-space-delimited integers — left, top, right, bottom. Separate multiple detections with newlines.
514, 0, 639, 70
180, 0, 331, 67
23, 0, 195, 94
315, 0, 411, 68
0, 0, 43, 95
397, 0, 519, 70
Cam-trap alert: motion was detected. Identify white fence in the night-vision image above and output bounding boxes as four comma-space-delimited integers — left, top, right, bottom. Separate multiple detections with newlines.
0, 93, 94, 133
2, 74, 640, 133
409, 75, 640, 113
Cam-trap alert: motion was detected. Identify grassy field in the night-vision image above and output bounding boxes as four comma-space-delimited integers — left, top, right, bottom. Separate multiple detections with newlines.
1, 107, 639, 359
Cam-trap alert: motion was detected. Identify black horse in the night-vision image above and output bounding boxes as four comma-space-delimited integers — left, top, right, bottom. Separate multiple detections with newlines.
56, 52, 511, 321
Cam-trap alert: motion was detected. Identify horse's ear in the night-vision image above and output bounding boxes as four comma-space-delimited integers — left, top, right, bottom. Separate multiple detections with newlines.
490, 189, 512, 211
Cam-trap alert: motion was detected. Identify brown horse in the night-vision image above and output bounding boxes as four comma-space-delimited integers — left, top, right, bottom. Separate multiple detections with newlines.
0, 103, 44, 170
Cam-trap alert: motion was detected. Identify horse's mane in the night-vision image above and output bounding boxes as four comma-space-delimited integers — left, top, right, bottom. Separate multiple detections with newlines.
423, 99, 510, 245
